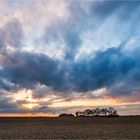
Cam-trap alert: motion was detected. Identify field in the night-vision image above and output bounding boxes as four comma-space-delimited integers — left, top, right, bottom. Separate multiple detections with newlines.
0, 116, 140, 139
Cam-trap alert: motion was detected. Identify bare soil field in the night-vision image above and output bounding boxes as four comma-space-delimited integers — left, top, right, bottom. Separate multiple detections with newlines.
0, 116, 139, 139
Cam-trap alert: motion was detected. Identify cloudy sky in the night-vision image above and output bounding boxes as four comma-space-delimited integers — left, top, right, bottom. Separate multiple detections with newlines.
0, 0, 140, 116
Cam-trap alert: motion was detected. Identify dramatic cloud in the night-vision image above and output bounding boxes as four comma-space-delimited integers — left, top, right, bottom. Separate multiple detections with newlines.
0, 0, 140, 115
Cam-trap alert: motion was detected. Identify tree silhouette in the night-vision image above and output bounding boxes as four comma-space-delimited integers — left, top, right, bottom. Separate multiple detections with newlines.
94, 108, 101, 116
74, 107, 119, 117
83, 109, 93, 116
108, 107, 118, 116
100, 108, 109, 116
59, 107, 119, 117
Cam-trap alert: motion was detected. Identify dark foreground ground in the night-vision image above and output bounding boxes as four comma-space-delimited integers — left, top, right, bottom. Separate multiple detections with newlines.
0, 116, 140, 139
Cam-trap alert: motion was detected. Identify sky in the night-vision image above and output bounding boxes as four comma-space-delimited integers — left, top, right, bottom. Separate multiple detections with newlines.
0, 0, 140, 116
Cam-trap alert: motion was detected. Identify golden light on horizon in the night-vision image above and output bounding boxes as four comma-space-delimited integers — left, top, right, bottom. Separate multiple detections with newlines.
9, 88, 140, 116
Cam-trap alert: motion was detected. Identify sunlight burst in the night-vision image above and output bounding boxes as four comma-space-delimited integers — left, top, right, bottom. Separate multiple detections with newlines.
22, 103, 39, 110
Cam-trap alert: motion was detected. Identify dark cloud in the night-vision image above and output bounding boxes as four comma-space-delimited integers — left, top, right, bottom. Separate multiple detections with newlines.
0, 98, 18, 113
0, 78, 14, 91
69, 48, 134, 93
0, 90, 27, 113
1, 51, 70, 91
34, 106, 56, 114
0, 41, 140, 95
90, 1, 140, 19
0, 19, 140, 96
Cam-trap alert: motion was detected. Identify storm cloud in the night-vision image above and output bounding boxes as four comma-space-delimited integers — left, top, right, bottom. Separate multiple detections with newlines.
1, 41, 140, 95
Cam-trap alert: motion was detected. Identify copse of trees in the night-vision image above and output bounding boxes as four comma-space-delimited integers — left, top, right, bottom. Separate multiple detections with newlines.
59, 107, 119, 117
75, 107, 119, 117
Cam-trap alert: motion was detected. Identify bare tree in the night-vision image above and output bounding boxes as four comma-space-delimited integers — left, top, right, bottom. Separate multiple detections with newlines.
94, 108, 101, 116
100, 108, 109, 116
108, 107, 118, 116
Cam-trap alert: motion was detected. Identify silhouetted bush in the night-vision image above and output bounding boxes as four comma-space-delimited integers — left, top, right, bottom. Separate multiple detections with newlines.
59, 113, 75, 117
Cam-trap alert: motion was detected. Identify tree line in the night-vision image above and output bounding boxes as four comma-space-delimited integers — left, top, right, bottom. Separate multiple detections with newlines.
59, 107, 119, 117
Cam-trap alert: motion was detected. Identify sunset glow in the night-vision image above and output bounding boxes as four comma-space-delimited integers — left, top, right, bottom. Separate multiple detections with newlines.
22, 103, 39, 110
